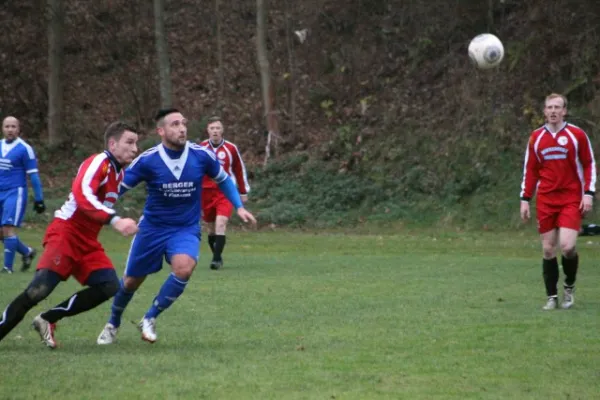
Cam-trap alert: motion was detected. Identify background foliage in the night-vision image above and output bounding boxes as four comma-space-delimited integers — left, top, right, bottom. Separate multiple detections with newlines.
1, 0, 600, 229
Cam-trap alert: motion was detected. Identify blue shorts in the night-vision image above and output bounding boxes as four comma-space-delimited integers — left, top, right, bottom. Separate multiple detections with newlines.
0, 187, 27, 227
124, 222, 201, 278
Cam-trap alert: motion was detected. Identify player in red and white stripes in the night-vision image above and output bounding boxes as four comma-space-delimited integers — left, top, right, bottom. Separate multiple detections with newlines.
520, 93, 596, 310
198, 117, 250, 270
0, 121, 139, 348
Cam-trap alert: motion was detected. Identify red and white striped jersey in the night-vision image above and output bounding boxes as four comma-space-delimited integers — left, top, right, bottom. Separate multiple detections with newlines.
54, 151, 123, 237
198, 139, 249, 194
520, 122, 596, 203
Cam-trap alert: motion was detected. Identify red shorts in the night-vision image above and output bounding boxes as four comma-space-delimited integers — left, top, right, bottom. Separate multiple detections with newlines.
536, 201, 581, 234
36, 220, 114, 285
202, 188, 233, 223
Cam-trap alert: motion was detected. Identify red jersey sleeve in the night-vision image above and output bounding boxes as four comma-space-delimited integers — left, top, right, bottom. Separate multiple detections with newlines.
229, 143, 250, 195
576, 129, 597, 195
72, 154, 116, 223
520, 134, 540, 201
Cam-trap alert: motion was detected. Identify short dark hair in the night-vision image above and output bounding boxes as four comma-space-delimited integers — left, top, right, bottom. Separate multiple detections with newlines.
104, 121, 137, 148
206, 116, 222, 124
154, 108, 180, 124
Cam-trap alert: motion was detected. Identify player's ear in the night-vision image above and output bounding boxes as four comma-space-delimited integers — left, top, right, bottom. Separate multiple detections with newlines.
107, 137, 117, 152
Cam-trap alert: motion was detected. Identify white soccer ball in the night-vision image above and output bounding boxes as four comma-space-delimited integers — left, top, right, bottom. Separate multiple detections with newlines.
468, 33, 504, 69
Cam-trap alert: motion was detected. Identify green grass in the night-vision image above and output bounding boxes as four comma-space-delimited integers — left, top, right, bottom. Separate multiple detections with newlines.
1, 227, 599, 399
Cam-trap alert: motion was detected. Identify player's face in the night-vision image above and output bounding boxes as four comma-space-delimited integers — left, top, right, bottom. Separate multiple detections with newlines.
110, 130, 139, 166
207, 121, 224, 146
2, 117, 20, 142
158, 112, 187, 150
544, 97, 567, 125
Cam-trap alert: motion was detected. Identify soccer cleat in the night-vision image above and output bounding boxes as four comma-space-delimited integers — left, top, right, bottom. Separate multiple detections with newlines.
21, 248, 37, 272
97, 323, 118, 345
542, 296, 558, 310
138, 317, 157, 343
562, 286, 575, 309
210, 260, 223, 270
1, 267, 13, 274
32, 315, 57, 349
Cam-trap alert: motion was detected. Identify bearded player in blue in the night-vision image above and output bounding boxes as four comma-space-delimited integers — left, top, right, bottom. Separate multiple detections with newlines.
97, 109, 256, 344
0, 116, 46, 274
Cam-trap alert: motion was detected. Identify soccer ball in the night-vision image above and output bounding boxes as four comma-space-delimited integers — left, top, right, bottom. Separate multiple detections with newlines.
468, 33, 504, 69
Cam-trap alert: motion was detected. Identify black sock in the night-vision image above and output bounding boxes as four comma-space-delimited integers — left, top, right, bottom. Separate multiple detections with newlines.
41, 284, 116, 324
562, 253, 579, 287
542, 257, 559, 297
208, 234, 216, 253
0, 291, 38, 342
213, 235, 226, 262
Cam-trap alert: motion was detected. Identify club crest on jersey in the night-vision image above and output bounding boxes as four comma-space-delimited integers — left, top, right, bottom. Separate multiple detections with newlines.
218, 152, 226, 159
557, 136, 568, 146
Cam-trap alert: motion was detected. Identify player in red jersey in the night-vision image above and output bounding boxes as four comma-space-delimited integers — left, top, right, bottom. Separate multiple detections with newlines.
520, 93, 596, 310
198, 117, 250, 270
0, 121, 139, 348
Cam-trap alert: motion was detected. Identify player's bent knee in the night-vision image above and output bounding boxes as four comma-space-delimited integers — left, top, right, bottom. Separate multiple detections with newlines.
25, 269, 62, 304
171, 255, 196, 279
86, 269, 120, 298
122, 275, 145, 291
561, 245, 577, 258
96, 279, 120, 299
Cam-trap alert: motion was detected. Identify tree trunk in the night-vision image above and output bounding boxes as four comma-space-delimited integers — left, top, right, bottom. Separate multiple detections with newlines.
154, 0, 172, 108
216, 0, 225, 112
47, 0, 64, 146
256, 0, 279, 166
284, 0, 296, 139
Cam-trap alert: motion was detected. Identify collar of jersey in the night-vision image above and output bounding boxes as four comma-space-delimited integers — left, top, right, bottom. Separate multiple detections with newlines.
104, 150, 122, 172
209, 139, 224, 149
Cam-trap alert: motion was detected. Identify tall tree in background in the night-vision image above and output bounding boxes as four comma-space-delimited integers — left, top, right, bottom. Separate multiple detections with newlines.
47, 0, 64, 145
256, 0, 279, 166
215, 0, 225, 112
154, 0, 172, 108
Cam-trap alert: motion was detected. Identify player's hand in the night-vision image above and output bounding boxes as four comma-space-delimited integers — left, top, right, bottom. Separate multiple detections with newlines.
112, 217, 139, 236
33, 201, 46, 214
520, 201, 530, 222
580, 195, 593, 215
241, 194, 248, 203
237, 207, 256, 225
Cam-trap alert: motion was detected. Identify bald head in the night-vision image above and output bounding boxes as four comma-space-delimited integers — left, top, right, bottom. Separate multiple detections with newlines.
2, 116, 20, 142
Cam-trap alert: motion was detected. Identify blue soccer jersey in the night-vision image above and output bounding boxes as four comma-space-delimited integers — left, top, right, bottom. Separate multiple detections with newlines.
0, 138, 38, 191
122, 141, 228, 227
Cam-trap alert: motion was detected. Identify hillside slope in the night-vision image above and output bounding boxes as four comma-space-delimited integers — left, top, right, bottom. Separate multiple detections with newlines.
1, 0, 599, 228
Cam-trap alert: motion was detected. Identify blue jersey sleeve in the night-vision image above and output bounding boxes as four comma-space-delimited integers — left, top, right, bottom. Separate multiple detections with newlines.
121, 154, 148, 195
203, 151, 228, 183
23, 149, 39, 174
218, 177, 243, 209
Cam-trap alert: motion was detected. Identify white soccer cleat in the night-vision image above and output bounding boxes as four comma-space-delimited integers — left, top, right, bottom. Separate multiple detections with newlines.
138, 317, 157, 343
97, 323, 118, 345
561, 286, 575, 309
542, 296, 558, 311
32, 315, 57, 349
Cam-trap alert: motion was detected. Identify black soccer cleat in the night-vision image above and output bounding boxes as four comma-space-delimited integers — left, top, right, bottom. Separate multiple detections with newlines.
21, 248, 37, 272
209, 260, 223, 270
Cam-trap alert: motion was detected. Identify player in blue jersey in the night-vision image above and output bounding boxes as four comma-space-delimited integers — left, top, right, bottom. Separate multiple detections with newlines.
0, 116, 46, 274
97, 108, 256, 344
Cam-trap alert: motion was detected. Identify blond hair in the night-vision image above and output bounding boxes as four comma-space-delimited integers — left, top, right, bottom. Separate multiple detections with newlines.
545, 93, 567, 108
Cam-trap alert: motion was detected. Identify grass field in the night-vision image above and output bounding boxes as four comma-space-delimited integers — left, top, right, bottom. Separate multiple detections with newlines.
0, 227, 599, 399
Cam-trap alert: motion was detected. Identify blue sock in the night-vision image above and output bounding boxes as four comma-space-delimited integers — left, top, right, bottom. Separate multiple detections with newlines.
3, 236, 17, 271
108, 279, 136, 328
16, 238, 31, 256
145, 273, 188, 319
